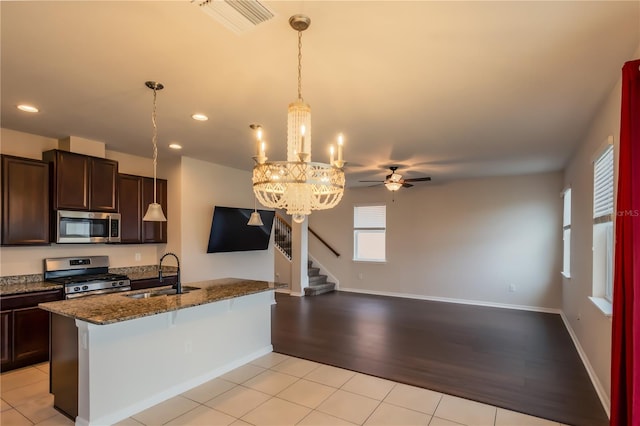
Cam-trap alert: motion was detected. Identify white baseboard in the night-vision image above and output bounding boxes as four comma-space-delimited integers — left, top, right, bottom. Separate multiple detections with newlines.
338, 287, 561, 314
559, 312, 611, 418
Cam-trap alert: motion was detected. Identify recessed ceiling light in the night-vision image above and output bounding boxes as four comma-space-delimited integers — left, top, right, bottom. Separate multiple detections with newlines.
191, 113, 208, 121
169, 143, 182, 150
17, 104, 39, 113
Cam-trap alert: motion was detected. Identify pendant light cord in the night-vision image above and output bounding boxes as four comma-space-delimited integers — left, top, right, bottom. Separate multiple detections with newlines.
151, 86, 158, 205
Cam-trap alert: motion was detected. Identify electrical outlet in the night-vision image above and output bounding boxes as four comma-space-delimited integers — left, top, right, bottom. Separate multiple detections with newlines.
185, 340, 193, 354
358, 272, 364, 280
509, 283, 516, 292
135, 253, 141, 261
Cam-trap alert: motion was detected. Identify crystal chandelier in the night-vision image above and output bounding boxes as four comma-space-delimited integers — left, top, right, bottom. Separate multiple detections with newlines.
252, 14, 345, 224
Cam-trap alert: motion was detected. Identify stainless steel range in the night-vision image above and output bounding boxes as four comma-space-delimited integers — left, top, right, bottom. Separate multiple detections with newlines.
44, 256, 131, 299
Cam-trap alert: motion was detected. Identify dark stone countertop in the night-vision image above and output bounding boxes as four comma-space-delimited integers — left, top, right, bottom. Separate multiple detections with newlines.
39, 278, 284, 325
0, 265, 178, 296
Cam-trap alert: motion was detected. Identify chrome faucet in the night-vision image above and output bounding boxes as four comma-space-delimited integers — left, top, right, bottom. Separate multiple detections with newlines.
159, 252, 182, 294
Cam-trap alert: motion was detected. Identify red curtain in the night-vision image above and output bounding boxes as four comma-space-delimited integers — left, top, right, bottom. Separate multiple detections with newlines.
611, 58, 640, 426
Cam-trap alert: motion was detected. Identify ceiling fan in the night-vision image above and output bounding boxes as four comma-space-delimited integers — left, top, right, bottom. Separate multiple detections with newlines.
359, 166, 431, 191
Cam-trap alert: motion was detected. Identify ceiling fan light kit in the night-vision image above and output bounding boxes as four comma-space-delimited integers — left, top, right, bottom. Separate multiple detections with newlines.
251, 14, 346, 224
361, 166, 431, 192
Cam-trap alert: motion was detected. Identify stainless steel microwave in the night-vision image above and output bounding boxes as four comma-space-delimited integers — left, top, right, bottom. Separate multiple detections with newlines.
56, 210, 121, 243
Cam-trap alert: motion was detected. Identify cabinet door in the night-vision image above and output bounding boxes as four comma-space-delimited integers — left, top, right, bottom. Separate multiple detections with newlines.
13, 307, 50, 365
90, 158, 118, 212
1, 155, 50, 245
51, 151, 90, 210
0, 310, 11, 367
142, 178, 168, 243
118, 174, 142, 243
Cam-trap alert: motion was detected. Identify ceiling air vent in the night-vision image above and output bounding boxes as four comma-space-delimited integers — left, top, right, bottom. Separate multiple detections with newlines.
195, 0, 275, 34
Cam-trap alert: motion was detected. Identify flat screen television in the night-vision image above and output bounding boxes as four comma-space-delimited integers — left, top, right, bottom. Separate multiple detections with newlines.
206, 206, 275, 253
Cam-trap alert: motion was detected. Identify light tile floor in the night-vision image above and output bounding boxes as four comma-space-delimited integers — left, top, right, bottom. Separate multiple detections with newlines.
1, 353, 569, 426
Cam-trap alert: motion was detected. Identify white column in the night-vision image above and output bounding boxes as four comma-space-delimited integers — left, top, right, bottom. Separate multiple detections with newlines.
290, 217, 309, 297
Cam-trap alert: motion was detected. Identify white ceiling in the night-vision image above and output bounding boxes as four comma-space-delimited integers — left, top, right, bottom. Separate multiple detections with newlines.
1, 1, 638, 186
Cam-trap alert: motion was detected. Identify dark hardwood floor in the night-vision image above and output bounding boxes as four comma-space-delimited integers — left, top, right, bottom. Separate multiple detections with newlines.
272, 291, 608, 426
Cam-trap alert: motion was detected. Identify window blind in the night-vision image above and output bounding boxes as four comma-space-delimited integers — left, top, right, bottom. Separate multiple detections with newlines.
593, 145, 614, 222
354, 205, 386, 229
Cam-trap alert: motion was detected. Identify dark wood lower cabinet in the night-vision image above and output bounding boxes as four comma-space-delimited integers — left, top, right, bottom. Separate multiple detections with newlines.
50, 313, 78, 419
13, 307, 51, 365
1, 311, 12, 365
0, 289, 64, 371
130, 276, 177, 291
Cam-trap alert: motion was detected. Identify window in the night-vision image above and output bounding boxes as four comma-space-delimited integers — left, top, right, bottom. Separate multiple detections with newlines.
593, 145, 614, 303
562, 188, 571, 278
354, 204, 386, 262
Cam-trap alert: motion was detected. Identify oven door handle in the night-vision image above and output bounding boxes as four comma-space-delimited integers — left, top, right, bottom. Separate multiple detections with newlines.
66, 286, 132, 299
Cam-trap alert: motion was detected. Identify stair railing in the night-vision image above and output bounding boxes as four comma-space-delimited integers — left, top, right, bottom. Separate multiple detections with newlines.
273, 214, 292, 260
274, 213, 340, 258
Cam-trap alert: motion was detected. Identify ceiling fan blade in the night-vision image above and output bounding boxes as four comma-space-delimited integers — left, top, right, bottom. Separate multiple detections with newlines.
359, 180, 385, 183
367, 183, 383, 187
403, 177, 431, 182
402, 183, 414, 188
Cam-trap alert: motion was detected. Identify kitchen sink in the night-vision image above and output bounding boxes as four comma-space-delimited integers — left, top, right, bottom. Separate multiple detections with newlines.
126, 286, 201, 299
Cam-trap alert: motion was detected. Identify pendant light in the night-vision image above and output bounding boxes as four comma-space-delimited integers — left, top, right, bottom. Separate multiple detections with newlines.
247, 196, 264, 226
143, 81, 167, 222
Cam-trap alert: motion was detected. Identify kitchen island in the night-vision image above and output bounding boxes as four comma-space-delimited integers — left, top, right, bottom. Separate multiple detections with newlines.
39, 278, 279, 426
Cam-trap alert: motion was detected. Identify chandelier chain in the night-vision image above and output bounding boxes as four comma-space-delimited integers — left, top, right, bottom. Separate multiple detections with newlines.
297, 30, 303, 101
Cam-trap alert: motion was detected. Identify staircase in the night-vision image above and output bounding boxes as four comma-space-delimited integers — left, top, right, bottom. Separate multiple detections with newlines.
274, 213, 336, 296
273, 215, 292, 260
305, 259, 336, 296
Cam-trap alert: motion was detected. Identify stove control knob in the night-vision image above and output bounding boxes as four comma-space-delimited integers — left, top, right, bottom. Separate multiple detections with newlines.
82, 285, 89, 290
111, 282, 116, 287
74, 286, 81, 292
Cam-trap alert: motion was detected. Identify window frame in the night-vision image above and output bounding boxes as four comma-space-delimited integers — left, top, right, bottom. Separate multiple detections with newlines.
353, 204, 387, 263
592, 143, 615, 307
562, 187, 571, 279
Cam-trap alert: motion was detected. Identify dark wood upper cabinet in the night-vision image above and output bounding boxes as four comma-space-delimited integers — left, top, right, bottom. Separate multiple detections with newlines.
118, 174, 167, 244
142, 177, 168, 243
90, 158, 118, 211
44, 150, 118, 212
118, 174, 143, 243
1, 155, 50, 245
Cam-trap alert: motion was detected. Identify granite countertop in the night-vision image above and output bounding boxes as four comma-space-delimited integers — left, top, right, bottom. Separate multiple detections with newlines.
0, 281, 63, 296
39, 278, 283, 325
112, 265, 178, 281
0, 265, 178, 296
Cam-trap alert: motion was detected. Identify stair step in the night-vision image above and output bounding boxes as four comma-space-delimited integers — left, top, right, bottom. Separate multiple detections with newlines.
304, 282, 335, 296
308, 267, 320, 276
309, 274, 328, 285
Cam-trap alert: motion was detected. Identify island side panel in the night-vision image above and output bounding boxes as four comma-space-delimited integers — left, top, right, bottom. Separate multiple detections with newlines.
50, 313, 79, 420
76, 290, 275, 426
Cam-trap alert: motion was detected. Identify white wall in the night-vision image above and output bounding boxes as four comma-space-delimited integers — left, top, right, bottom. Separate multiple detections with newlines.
561, 43, 640, 410
178, 156, 274, 283
308, 172, 563, 310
